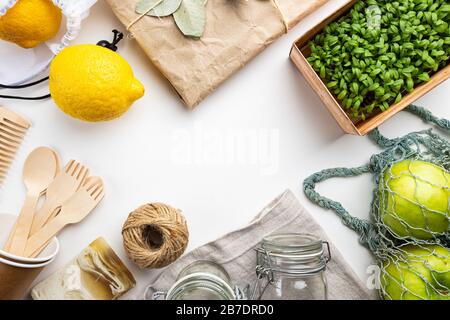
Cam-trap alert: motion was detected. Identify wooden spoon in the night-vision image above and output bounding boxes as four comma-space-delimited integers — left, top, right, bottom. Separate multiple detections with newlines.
3, 149, 60, 252
24, 176, 105, 257
5, 147, 59, 256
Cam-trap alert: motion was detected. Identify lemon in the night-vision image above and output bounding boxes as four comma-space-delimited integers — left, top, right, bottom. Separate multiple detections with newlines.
49, 44, 145, 122
0, 0, 62, 49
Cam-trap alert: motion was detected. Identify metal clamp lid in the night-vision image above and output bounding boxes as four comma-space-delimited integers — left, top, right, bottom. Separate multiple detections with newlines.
251, 238, 332, 300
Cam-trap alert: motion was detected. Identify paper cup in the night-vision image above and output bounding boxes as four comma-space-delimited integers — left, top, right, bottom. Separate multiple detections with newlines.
0, 214, 59, 263
0, 213, 59, 300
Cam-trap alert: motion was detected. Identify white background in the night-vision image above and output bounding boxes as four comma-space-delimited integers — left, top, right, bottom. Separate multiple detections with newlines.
0, 0, 448, 299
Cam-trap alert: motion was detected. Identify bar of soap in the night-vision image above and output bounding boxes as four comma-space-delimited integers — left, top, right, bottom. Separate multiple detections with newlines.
31, 237, 136, 300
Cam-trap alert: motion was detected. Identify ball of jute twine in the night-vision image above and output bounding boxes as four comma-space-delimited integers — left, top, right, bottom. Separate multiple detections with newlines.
122, 203, 189, 269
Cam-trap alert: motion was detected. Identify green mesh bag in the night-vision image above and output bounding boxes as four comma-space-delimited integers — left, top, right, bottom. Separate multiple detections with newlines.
304, 105, 450, 300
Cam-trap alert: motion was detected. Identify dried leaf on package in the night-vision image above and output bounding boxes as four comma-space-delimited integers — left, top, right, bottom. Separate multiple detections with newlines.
136, 0, 182, 17
173, 0, 206, 38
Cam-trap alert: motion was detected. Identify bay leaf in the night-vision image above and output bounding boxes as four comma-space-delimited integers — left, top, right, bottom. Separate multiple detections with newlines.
173, 0, 206, 38
136, 0, 165, 14
150, 0, 182, 17
136, 0, 182, 17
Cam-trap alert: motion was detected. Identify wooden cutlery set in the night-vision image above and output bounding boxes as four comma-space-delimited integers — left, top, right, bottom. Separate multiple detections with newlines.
0, 107, 105, 259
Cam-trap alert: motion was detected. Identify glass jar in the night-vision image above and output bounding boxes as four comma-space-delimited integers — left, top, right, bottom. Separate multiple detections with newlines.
151, 261, 242, 300
252, 233, 331, 300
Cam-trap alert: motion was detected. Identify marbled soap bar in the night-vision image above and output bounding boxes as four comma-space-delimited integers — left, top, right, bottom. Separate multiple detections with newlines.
32, 237, 136, 300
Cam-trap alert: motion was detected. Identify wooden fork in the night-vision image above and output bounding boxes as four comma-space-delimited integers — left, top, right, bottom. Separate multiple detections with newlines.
24, 176, 105, 258
29, 160, 89, 236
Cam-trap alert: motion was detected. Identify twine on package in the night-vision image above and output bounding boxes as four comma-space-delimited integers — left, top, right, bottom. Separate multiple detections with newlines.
126, 0, 290, 35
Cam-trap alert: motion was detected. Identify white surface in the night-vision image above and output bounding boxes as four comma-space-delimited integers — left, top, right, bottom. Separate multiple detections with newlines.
0, 0, 448, 299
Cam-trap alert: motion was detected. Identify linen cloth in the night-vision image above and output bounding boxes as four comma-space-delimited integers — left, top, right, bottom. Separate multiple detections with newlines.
144, 189, 378, 300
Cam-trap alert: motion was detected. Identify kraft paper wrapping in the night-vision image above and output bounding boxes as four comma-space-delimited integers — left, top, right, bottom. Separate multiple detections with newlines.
105, 0, 328, 108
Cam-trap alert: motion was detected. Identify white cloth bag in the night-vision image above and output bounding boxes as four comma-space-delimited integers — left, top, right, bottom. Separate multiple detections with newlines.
0, 0, 97, 85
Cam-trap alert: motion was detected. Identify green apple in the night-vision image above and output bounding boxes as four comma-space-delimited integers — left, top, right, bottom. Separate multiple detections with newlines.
381, 244, 450, 300
379, 159, 450, 239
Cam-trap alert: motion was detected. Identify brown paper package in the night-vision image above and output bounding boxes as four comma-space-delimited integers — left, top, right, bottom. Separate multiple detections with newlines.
106, 0, 328, 108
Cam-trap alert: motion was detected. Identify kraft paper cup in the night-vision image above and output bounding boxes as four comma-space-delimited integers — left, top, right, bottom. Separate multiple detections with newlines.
0, 213, 59, 300
0, 213, 59, 263
0, 256, 56, 300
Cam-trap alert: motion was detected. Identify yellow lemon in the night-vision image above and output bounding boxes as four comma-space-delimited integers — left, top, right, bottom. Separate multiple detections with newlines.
49, 44, 145, 122
0, 0, 62, 49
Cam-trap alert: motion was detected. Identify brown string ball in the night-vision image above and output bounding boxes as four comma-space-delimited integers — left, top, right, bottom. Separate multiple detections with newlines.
122, 203, 189, 269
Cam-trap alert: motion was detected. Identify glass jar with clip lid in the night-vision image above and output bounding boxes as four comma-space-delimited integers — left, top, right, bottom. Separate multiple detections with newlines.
149, 260, 245, 300
251, 233, 331, 300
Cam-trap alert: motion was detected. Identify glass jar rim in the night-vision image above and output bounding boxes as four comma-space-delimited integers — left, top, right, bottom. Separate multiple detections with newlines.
256, 233, 330, 275
177, 260, 232, 283
259, 233, 324, 256
166, 273, 236, 300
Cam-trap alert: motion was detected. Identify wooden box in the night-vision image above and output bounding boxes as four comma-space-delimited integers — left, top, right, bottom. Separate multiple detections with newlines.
290, 0, 450, 135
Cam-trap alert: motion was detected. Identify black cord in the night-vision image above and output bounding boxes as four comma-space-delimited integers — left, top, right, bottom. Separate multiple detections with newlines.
0, 76, 49, 89
0, 94, 51, 100
0, 76, 50, 100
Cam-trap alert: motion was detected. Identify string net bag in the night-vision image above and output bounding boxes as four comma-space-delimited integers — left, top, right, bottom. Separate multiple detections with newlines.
304, 105, 450, 300
0, 0, 97, 85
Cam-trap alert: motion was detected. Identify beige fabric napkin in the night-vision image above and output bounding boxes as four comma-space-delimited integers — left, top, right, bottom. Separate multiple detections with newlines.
105, 0, 328, 108
144, 189, 379, 300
